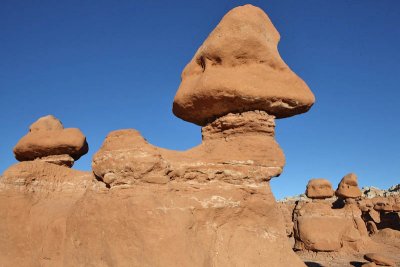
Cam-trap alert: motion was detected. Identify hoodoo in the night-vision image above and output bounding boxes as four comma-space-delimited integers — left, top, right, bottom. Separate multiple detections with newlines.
13, 115, 88, 167
173, 4, 315, 126
1, 4, 319, 267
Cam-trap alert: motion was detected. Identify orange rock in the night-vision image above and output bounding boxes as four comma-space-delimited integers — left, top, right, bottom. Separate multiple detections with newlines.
335, 173, 362, 198
93, 111, 285, 187
173, 4, 315, 126
374, 199, 393, 212
364, 253, 395, 266
293, 201, 366, 252
13, 115, 88, 166
305, 178, 334, 199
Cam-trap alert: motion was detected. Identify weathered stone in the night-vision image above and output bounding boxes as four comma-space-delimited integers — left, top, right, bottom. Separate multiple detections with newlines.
364, 253, 395, 266
336, 173, 362, 198
14, 115, 88, 164
374, 199, 393, 212
34, 154, 74, 167
93, 112, 285, 187
293, 201, 366, 252
305, 178, 334, 199
173, 4, 315, 126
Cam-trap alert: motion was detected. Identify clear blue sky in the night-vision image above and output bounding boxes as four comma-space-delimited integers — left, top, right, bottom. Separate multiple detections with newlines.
1, 0, 399, 199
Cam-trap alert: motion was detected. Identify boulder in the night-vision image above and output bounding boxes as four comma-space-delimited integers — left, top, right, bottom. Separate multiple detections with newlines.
13, 115, 88, 167
293, 201, 367, 252
336, 173, 362, 198
173, 4, 315, 126
374, 199, 393, 212
305, 178, 334, 199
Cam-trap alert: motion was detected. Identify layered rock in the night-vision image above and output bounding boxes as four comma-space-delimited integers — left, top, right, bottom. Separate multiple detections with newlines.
93, 111, 284, 187
88, 5, 314, 266
305, 178, 334, 199
13, 115, 88, 167
172, 4, 314, 125
1, 4, 316, 267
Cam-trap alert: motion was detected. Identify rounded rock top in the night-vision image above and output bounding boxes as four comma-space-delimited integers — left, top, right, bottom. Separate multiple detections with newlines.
173, 4, 315, 126
13, 115, 89, 162
305, 178, 334, 199
336, 173, 362, 199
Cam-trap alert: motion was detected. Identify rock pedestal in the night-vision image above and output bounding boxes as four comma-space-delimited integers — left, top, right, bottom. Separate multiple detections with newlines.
13, 115, 88, 167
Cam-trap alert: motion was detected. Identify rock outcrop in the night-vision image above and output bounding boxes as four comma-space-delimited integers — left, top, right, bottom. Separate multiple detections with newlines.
13, 115, 88, 167
92, 111, 285, 187
305, 178, 334, 199
291, 174, 370, 252
172, 4, 314, 126
293, 198, 369, 252
0, 4, 316, 267
336, 173, 362, 199
280, 176, 400, 255
90, 5, 314, 265
364, 253, 396, 266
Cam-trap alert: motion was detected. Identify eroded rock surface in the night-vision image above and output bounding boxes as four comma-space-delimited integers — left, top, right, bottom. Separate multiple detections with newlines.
0, 162, 305, 267
364, 253, 396, 266
1, 4, 316, 267
173, 4, 315, 125
93, 111, 285, 187
306, 178, 334, 199
336, 173, 362, 199
293, 200, 369, 252
13, 115, 88, 167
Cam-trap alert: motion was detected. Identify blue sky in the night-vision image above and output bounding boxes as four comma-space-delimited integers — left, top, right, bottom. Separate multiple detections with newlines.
1, 0, 399, 199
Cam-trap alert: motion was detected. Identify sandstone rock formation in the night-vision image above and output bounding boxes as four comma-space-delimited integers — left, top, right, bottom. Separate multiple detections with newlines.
364, 253, 396, 266
293, 198, 369, 252
291, 174, 371, 252
305, 178, 334, 199
336, 173, 362, 199
172, 4, 315, 126
13, 115, 88, 167
280, 178, 400, 257
93, 111, 285, 187
91, 6, 316, 264
0, 4, 316, 267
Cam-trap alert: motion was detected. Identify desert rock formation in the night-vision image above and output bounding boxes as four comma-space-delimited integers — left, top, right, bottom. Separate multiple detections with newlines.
364, 253, 396, 266
13, 115, 88, 167
336, 173, 362, 199
305, 178, 335, 199
0, 4, 317, 267
172, 4, 314, 126
279, 176, 400, 266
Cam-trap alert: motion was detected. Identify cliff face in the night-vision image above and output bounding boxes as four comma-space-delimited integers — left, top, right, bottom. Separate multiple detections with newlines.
0, 162, 304, 267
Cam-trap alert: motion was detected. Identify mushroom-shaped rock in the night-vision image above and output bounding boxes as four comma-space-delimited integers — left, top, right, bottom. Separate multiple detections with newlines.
364, 253, 396, 266
335, 173, 362, 199
13, 115, 88, 167
374, 199, 393, 212
173, 4, 315, 126
305, 178, 334, 199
